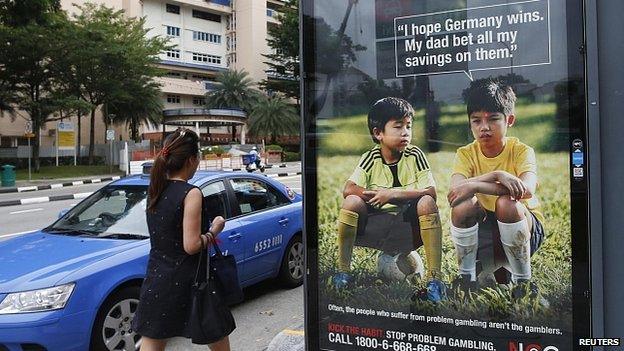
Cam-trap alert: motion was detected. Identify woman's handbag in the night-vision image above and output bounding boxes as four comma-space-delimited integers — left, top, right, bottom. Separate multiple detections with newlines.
189, 239, 236, 345
211, 241, 244, 305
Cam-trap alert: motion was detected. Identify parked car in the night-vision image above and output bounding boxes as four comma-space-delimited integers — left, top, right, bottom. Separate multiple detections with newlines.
0, 171, 303, 351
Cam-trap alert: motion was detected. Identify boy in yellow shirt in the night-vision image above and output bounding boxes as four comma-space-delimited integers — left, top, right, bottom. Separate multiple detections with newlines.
448, 78, 545, 300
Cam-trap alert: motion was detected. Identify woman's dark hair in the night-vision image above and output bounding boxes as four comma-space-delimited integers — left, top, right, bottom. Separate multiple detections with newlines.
148, 128, 199, 211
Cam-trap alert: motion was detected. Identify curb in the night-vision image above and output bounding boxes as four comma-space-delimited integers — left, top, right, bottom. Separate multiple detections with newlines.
220, 163, 293, 172
0, 192, 93, 208
267, 172, 302, 178
0, 176, 121, 195
0, 172, 301, 208
267, 326, 305, 351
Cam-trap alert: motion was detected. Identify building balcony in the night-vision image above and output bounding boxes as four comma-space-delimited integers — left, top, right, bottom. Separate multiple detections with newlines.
174, 0, 232, 14
162, 108, 247, 126
156, 76, 208, 96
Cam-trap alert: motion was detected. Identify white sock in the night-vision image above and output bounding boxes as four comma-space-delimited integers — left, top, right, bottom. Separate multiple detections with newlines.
450, 222, 479, 281
498, 218, 531, 282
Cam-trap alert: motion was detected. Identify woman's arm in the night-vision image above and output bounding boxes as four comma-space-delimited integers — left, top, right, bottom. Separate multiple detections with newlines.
182, 187, 207, 255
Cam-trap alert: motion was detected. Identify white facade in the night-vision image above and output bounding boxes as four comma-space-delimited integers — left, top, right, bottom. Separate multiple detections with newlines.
0, 0, 285, 146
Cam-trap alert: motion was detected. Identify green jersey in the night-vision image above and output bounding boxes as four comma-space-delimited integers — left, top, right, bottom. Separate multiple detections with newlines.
348, 144, 436, 211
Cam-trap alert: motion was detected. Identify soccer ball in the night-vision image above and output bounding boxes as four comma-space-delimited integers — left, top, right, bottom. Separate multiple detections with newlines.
377, 251, 425, 282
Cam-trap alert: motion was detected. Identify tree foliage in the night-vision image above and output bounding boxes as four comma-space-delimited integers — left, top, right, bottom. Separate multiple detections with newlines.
62, 3, 168, 164
259, 0, 300, 102
205, 69, 260, 112
109, 79, 163, 142
0, 0, 68, 170
248, 95, 299, 144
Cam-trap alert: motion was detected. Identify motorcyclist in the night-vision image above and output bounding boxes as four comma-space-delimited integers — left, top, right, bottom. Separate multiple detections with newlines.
249, 146, 261, 168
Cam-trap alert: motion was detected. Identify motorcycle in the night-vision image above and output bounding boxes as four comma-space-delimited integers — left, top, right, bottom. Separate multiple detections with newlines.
243, 154, 266, 173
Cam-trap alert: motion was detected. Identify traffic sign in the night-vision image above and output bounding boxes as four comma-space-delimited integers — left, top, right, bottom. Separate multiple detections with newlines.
106, 129, 115, 141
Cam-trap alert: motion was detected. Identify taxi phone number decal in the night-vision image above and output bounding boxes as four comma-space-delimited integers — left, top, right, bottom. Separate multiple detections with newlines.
254, 234, 283, 253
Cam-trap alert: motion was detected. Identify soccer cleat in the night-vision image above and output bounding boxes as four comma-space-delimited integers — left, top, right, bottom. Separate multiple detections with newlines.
426, 278, 447, 303
451, 274, 478, 297
511, 279, 550, 308
411, 278, 447, 303
331, 272, 353, 290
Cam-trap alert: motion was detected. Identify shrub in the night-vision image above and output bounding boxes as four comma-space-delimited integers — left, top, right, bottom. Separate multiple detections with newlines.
283, 151, 300, 162
265, 144, 283, 152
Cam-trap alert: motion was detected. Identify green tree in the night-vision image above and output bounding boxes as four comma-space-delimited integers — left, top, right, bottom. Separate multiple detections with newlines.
0, 0, 68, 171
248, 95, 299, 144
64, 3, 167, 164
109, 78, 163, 142
205, 69, 260, 112
259, 0, 299, 103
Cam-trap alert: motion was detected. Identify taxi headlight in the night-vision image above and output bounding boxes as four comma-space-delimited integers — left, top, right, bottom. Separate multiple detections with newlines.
0, 283, 75, 314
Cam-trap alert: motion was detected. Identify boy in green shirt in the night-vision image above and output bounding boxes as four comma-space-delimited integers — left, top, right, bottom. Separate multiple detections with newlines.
332, 97, 446, 302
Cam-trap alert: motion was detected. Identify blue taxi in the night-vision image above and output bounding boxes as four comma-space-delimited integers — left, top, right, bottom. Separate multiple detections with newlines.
0, 171, 303, 351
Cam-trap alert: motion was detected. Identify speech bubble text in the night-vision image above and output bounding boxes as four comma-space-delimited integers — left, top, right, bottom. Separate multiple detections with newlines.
393, 0, 551, 80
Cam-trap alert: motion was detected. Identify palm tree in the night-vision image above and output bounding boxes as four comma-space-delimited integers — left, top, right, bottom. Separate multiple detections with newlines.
108, 79, 163, 142
205, 69, 260, 112
248, 95, 299, 144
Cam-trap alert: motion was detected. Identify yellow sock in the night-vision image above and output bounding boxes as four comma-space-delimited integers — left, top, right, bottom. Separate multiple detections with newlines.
337, 209, 359, 272
419, 213, 442, 279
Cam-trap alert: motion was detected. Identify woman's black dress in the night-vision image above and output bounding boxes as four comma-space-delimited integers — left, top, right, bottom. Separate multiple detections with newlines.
132, 180, 202, 339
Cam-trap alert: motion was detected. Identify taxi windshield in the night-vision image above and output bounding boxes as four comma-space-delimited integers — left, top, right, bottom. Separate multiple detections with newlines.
45, 185, 149, 239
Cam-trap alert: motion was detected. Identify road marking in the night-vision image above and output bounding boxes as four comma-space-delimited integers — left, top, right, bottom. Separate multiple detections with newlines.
283, 329, 305, 336
0, 230, 37, 238
10, 208, 43, 215
274, 175, 302, 181
21, 196, 50, 205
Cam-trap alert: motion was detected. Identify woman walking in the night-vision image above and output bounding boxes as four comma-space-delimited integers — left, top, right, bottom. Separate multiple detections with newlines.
132, 128, 233, 351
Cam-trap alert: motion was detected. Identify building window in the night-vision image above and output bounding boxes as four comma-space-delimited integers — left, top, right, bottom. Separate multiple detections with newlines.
193, 97, 206, 106
166, 26, 180, 37
166, 4, 180, 14
164, 49, 180, 59
167, 95, 181, 104
192, 52, 221, 65
192, 9, 221, 22
192, 30, 222, 44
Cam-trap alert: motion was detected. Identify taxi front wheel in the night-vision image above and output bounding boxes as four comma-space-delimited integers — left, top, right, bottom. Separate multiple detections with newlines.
91, 286, 141, 351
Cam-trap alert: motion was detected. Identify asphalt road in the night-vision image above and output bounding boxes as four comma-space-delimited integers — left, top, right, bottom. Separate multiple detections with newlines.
0, 170, 304, 351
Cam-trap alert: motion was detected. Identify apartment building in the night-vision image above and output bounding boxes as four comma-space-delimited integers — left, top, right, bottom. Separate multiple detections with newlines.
0, 0, 286, 148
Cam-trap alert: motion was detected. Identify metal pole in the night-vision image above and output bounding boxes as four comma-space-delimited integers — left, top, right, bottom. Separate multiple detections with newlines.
109, 137, 113, 175
55, 123, 59, 167
27, 138, 31, 181
74, 126, 77, 166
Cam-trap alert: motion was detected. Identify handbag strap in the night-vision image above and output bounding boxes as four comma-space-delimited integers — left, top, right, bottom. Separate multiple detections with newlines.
212, 240, 224, 258
193, 235, 207, 285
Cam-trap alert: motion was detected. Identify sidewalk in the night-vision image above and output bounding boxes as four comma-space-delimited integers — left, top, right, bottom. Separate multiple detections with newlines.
266, 323, 305, 351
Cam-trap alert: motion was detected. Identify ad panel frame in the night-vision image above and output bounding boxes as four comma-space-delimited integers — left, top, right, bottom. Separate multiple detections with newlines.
301, 0, 595, 349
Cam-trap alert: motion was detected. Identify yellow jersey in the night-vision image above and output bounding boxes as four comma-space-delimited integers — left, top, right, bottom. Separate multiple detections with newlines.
452, 137, 544, 223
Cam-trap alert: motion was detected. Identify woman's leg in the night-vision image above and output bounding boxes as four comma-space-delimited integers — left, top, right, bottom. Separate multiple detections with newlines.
140, 336, 168, 351
209, 336, 231, 351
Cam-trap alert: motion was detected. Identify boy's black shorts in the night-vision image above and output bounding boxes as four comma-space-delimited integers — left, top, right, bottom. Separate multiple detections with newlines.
354, 202, 420, 254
